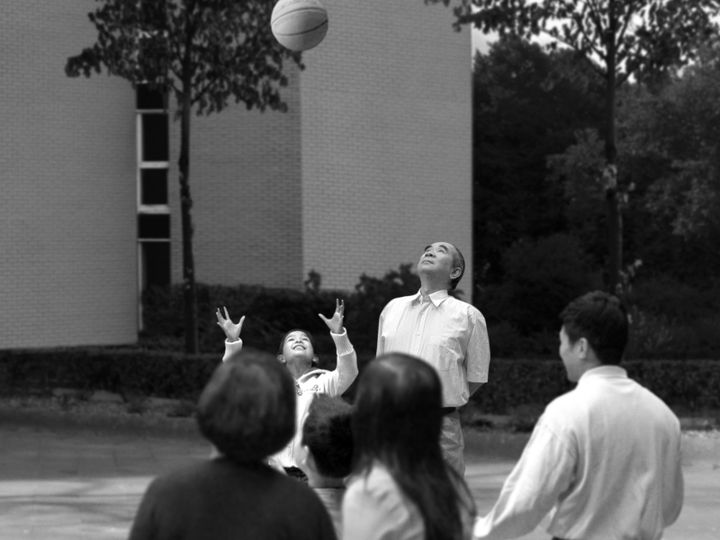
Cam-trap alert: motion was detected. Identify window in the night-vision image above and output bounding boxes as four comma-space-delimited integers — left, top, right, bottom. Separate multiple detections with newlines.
137, 83, 170, 330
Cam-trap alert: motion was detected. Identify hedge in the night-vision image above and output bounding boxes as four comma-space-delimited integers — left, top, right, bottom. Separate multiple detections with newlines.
1, 348, 718, 415
471, 358, 720, 414
0, 347, 220, 400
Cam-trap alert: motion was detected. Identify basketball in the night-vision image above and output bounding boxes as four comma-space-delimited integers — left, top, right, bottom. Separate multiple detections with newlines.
271, 0, 329, 52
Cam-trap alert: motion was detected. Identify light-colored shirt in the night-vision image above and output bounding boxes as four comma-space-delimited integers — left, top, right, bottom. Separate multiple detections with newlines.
473, 365, 684, 540
314, 487, 344, 539
223, 330, 358, 468
377, 290, 490, 407
342, 465, 424, 540
342, 463, 475, 540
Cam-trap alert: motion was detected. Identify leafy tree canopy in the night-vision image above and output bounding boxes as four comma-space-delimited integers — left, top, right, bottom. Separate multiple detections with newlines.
66, 0, 302, 114
438, 0, 720, 85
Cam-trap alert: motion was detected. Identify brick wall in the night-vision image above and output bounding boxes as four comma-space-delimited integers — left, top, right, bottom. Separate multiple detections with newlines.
168, 65, 304, 291
1, 0, 473, 349
300, 0, 473, 297
0, 0, 138, 348
175, 0, 474, 299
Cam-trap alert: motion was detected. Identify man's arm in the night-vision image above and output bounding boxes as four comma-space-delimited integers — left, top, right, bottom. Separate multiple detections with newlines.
473, 420, 575, 540
376, 305, 388, 357
465, 308, 491, 385
468, 382, 485, 397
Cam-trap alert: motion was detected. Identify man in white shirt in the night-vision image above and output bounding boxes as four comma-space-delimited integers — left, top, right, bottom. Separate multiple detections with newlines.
474, 290, 684, 540
377, 241, 491, 474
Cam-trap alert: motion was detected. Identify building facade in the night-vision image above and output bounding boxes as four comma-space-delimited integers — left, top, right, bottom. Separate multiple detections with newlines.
1, 0, 472, 349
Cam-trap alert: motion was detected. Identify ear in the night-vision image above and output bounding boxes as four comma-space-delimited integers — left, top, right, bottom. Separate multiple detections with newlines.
298, 445, 314, 474
450, 266, 462, 280
277, 354, 287, 365
576, 337, 589, 359
311, 355, 320, 367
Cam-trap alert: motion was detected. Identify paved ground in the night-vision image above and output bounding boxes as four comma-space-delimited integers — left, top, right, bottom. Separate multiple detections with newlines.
0, 421, 718, 539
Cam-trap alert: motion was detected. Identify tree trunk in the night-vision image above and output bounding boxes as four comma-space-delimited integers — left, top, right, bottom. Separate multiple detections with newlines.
604, 3, 622, 294
179, 91, 198, 354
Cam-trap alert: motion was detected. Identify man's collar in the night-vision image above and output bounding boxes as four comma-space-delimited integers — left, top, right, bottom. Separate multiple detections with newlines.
412, 289, 450, 307
578, 364, 627, 383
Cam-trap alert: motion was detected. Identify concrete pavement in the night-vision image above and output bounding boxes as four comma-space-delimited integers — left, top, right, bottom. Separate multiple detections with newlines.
0, 422, 718, 539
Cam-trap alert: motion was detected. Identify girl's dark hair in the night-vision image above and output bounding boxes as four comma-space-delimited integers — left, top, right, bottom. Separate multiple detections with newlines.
197, 351, 295, 464
352, 353, 475, 540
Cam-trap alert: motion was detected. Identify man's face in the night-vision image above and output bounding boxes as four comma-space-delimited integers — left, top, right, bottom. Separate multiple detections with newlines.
417, 242, 459, 281
558, 326, 583, 382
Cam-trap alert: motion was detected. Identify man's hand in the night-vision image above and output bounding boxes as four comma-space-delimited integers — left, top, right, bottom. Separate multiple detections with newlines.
215, 306, 245, 342
318, 299, 345, 334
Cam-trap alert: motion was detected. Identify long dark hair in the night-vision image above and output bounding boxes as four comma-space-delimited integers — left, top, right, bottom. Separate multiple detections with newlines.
352, 353, 475, 540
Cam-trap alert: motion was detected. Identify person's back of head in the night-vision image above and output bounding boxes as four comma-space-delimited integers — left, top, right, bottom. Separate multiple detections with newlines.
560, 290, 629, 365
353, 353, 444, 465
352, 353, 474, 540
197, 350, 296, 464
302, 394, 353, 479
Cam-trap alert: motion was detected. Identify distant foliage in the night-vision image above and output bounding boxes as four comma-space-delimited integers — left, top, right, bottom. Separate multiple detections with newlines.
479, 233, 600, 356
470, 358, 720, 415
141, 265, 421, 364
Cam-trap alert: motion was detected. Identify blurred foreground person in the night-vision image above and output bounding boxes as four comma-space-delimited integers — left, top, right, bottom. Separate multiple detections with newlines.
343, 353, 476, 540
299, 394, 354, 538
128, 350, 337, 540
474, 291, 683, 540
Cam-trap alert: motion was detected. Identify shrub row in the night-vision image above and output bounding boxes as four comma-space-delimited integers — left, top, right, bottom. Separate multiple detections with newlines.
0, 347, 219, 400
471, 358, 720, 414
2, 348, 718, 415
140, 264, 422, 360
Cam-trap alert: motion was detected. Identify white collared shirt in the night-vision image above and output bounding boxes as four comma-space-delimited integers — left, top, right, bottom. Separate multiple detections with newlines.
473, 366, 684, 540
377, 290, 490, 407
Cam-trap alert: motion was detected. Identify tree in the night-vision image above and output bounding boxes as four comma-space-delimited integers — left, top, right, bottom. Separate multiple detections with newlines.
471, 36, 604, 286
434, 0, 720, 293
66, 0, 302, 353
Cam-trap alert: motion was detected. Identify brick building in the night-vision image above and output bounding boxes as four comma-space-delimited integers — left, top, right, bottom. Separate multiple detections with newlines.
1, 0, 472, 349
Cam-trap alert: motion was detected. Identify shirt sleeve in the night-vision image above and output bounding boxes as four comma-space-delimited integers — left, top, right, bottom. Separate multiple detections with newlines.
663, 422, 684, 526
128, 478, 161, 540
342, 474, 423, 540
318, 329, 358, 396
221, 339, 243, 362
376, 305, 388, 356
466, 308, 490, 383
473, 418, 575, 540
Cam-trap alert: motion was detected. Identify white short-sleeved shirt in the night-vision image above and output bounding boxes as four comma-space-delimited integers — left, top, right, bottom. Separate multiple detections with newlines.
377, 290, 490, 407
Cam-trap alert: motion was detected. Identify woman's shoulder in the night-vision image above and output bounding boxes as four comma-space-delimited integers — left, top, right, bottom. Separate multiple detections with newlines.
346, 464, 405, 506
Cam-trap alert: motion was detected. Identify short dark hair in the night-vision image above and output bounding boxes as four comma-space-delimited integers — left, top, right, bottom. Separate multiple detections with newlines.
560, 290, 629, 365
197, 351, 296, 464
302, 394, 353, 478
449, 244, 465, 291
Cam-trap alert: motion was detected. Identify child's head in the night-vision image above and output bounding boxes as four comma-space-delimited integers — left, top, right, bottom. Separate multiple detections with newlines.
277, 329, 319, 369
301, 394, 354, 479
197, 350, 296, 464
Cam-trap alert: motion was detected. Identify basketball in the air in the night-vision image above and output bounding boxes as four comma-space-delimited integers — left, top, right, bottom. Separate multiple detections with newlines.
271, 0, 329, 52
